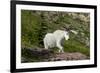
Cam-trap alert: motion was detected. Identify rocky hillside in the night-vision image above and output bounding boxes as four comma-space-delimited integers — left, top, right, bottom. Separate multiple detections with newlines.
21, 10, 90, 62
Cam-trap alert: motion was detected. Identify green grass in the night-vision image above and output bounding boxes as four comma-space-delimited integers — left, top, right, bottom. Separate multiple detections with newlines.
63, 39, 90, 56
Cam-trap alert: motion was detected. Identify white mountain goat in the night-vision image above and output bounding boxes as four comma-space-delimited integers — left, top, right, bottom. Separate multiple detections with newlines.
43, 30, 70, 53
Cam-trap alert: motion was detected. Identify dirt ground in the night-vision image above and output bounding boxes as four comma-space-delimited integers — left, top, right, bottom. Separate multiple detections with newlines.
47, 52, 89, 61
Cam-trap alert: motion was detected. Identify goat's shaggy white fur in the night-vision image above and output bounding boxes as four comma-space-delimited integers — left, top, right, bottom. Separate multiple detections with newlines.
43, 30, 69, 53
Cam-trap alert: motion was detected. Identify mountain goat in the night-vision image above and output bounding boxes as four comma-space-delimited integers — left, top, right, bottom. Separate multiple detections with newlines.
43, 30, 69, 53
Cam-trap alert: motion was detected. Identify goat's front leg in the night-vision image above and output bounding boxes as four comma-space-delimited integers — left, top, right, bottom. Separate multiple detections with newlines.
58, 47, 64, 53
56, 40, 64, 53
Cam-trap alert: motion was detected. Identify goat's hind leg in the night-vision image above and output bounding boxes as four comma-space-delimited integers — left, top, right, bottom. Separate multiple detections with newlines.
44, 40, 48, 50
